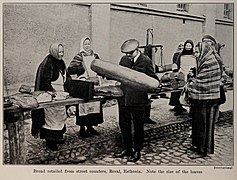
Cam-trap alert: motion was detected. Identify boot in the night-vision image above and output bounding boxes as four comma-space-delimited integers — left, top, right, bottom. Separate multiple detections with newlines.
87, 126, 100, 136
79, 126, 90, 138
46, 140, 58, 151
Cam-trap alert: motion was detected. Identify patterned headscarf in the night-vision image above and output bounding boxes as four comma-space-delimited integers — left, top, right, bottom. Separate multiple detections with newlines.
195, 42, 213, 73
49, 43, 63, 60
79, 37, 94, 56
203, 41, 224, 76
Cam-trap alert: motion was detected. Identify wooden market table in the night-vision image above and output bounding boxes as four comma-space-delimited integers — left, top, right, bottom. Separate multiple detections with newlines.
3, 86, 183, 164
4, 97, 101, 164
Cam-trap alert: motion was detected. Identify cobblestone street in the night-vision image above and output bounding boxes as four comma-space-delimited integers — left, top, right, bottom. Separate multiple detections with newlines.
84, 119, 233, 166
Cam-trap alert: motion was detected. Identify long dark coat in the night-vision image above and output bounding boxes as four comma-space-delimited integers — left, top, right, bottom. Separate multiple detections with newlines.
118, 52, 159, 106
31, 54, 71, 137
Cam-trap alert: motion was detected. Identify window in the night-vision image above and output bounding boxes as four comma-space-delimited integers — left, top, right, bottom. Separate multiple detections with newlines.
177, 4, 189, 12
224, 4, 232, 19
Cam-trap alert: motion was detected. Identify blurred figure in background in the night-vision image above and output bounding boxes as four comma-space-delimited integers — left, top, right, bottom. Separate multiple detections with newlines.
169, 42, 184, 109
172, 42, 184, 65
143, 44, 158, 124
169, 40, 195, 115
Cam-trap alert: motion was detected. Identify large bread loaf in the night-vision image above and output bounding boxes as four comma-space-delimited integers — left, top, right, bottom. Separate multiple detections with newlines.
91, 59, 159, 92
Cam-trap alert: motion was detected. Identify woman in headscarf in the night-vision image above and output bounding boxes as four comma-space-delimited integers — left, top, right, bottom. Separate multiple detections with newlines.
169, 40, 195, 115
177, 40, 196, 79
68, 37, 103, 138
187, 42, 221, 159
31, 43, 71, 151
172, 41, 184, 64
202, 36, 227, 118
68, 37, 100, 81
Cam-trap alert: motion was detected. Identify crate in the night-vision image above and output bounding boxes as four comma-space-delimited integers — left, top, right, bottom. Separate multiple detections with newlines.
69, 79, 94, 101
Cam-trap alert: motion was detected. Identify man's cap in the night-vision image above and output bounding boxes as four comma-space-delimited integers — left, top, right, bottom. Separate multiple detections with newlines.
121, 39, 139, 53
202, 34, 217, 44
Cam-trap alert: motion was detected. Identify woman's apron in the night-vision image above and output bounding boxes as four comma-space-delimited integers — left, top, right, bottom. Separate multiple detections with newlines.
43, 71, 67, 130
75, 55, 103, 126
179, 55, 196, 82
73, 55, 95, 79
78, 55, 102, 85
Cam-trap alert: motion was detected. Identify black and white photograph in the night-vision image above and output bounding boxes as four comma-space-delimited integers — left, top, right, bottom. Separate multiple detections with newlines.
1, 0, 236, 179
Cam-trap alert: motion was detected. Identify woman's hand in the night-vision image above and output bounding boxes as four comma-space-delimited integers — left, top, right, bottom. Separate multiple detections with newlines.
47, 91, 57, 98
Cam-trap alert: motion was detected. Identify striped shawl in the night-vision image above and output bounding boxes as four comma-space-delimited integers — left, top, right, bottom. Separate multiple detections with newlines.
188, 42, 221, 100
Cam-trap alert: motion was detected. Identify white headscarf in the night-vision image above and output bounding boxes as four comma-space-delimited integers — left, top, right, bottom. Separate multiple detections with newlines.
177, 42, 184, 52
79, 37, 94, 56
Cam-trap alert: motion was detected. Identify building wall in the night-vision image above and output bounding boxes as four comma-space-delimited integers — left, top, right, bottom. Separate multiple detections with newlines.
110, 9, 152, 64
91, 4, 110, 60
216, 4, 225, 19
188, 4, 205, 15
216, 3, 234, 20
109, 4, 204, 65
152, 16, 203, 65
3, 3, 234, 95
215, 23, 234, 67
214, 3, 233, 67
3, 4, 91, 95
147, 4, 177, 12
148, 3, 205, 16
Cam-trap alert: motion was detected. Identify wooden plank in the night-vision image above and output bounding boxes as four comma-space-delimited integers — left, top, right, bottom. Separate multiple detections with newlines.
4, 97, 104, 125
6, 112, 25, 164
4, 97, 104, 164
4, 97, 103, 114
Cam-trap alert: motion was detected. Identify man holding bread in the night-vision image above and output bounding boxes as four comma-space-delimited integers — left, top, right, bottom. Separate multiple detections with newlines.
114, 39, 159, 162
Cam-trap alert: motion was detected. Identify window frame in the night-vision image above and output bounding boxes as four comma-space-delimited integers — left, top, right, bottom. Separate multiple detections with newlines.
177, 3, 189, 12
224, 3, 232, 19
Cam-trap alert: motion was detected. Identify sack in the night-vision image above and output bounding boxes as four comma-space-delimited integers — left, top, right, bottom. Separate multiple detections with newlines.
94, 85, 124, 97
19, 84, 32, 94
54, 91, 69, 100
219, 85, 226, 104
179, 86, 190, 107
87, 77, 100, 85
32, 91, 52, 103
11, 93, 39, 109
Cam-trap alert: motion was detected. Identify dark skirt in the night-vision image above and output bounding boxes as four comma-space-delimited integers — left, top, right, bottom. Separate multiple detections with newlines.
40, 125, 66, 141
190, 99, 219, 154
169, 91, 182, 107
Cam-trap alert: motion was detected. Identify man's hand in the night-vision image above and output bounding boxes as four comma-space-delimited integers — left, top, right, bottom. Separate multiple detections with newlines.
154, 84, 162, 93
